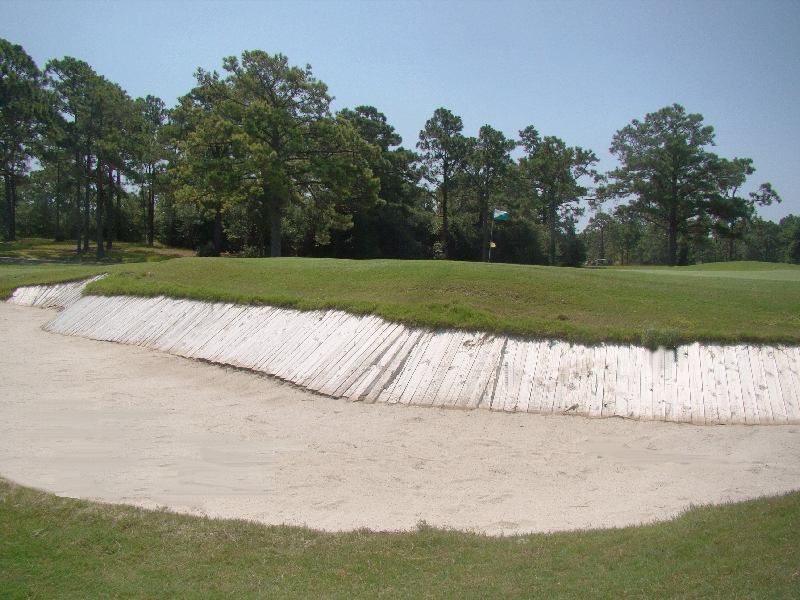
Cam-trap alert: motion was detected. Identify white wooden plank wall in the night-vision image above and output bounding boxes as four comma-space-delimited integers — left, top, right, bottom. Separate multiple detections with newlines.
10, 280, 800, 426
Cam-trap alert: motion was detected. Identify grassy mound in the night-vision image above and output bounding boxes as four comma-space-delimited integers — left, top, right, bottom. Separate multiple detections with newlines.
79, 257, 800, 345
2, 248, 798, 344
1, 478, 797, 598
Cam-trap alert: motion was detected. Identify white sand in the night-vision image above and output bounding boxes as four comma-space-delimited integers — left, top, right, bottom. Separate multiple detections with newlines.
1, 302, 799, 535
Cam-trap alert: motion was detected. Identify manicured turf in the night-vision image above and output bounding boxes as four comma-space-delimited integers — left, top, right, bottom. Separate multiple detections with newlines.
73, 257, 800, 345
1, 479, 797, 599
1, 249, 799, 344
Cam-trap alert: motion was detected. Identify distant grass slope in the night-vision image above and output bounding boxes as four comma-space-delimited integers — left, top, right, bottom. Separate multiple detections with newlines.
0, 237, 193, 263
1, 478, 798, 599
77, 257, 800, 345
2, 255, 798, 344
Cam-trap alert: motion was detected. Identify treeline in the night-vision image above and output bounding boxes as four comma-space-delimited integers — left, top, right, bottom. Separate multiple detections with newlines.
2, 38, 798, 265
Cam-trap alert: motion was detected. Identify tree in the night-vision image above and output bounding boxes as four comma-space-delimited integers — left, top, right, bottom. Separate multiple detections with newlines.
335, 106, 430, 259
174, 51, 378, 257
417, 108, 466, 259
463, 125, 516, 262
517, 126, 598, 265
1, 39, 48, 240
605, 104, 721, 266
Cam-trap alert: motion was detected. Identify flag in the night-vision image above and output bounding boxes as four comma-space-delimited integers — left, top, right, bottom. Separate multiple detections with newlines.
493, 209, 508, 221
490, 242, 496, 248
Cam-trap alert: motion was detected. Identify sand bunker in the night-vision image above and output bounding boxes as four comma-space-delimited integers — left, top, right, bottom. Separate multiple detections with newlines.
1, 302, 799, 535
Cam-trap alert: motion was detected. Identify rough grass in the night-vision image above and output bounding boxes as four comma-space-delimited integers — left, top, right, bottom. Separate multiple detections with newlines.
77, 257, 800, 345
1, 478, 797, 599
0, 237, 193, 263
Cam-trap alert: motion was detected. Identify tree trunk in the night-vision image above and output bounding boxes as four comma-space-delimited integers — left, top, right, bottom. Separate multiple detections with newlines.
667, 207, 678, 267
105, 168, 113, 250
148, 164, 155, 246
728, 237, 734, 262
4, 172, 14, 241
480, 190, 490, 263
441, 172, 449, 259
95, 162, 104, 259
268, 198, 281, 257
55, 162, 61, 240
548, 194, 557, 266
75, 154, 82, 254
599, 223, 605, 260
213, 208, 223, 255
83, 156, 91, 252
116, 170, 122, 241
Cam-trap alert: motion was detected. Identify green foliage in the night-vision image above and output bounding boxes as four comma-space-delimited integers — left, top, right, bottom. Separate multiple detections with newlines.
2, 478, 798, 598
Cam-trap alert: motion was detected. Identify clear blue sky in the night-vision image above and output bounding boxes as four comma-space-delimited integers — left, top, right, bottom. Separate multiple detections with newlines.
3, 0, 799, 223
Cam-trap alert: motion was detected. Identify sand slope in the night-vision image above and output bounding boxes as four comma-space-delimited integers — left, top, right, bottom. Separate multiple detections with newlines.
1, 302, 799, 535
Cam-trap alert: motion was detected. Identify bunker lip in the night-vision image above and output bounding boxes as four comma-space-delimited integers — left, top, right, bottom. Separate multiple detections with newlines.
1, 301, 799, 535
11, 278, 799, 426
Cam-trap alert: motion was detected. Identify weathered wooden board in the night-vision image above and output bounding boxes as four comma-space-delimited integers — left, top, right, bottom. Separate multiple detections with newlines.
13, 280, 800, 426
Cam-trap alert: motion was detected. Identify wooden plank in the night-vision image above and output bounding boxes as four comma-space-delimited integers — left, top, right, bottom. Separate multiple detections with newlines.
760, 346, 788, 424
286, 312, 357, 385
491, 337, 518, 411
296, 312, 369, 386
270, 311, 337, 380
613, 345, 630, 418
652, 347, 666, 421
663, 348, 678, 422
526, 341, 550, 414
363, 329, 422, 404
780, 346, 800, 424
674, 346, 693, 424
748, 345, 773, 423
314, 317, 388, 395
338, 323, 405, 399
552, 343, 574, 414
427, 330, 469, 408
325, 320, 395, 397
539, 341, 564, 414
773, 347, 800, 424
406, 331, 456, 406
698, 345, 719, 424
588, 345, 606, 418
712, 345, 732, 424
382, 331, 435, 404
638, 347, 654, 421
477, 337, 507, 410
574, 344, 592, 416
601, 344, 618, 418
216, 306, 275, 368
248, 308, 301, 373
515, 340, 541, 414
686, 343, 705, 425
404, 331, 455, 406
724, 346, 746, 424
184, 303, 239, 359
435, 332, 485, 408
455, 335, 501, 409
735, 345, 759, 424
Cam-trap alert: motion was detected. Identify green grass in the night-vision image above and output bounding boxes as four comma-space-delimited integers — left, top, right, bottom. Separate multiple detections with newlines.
74, 257, 800, 345
0, 237, 193, 264
2, 238, 799, 344
1, 478, 797, 599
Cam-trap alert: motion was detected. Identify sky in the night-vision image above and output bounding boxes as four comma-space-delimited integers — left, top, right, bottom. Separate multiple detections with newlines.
3, 0, 799, 223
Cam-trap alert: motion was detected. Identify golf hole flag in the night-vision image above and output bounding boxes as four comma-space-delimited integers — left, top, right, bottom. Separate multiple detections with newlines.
493, 209, 509, 221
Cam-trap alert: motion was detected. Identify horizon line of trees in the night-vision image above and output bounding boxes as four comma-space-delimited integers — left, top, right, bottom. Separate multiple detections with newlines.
3, 38, 799, 266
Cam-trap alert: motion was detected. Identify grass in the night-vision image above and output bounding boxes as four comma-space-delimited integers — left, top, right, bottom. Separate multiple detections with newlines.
2, 238, 798, 344
1, 478, 798, 599
0, 237, 193, 264
71, 257, 800, 345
